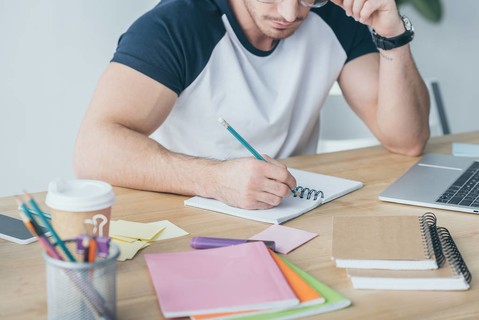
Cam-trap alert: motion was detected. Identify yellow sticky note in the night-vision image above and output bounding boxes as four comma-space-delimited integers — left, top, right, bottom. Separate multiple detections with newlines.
149, 220, 189, 241
110, 220, 165, 241
110, 234, 136, 243
113, 239, 149, 261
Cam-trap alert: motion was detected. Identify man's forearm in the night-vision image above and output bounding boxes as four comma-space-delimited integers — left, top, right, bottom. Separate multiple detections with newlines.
73, 122, 221, 197
73, 122, 297, 209
376, 44, 431, 156
336, 0, 431, 156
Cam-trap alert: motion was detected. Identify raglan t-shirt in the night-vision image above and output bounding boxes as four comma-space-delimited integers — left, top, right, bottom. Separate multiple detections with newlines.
111, 0, 377, 160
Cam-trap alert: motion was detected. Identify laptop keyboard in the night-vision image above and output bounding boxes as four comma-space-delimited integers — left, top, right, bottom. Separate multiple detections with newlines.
436, 161, 479, 207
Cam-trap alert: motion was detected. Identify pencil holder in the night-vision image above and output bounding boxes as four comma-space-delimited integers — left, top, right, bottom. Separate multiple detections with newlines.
43, 240, 119, 320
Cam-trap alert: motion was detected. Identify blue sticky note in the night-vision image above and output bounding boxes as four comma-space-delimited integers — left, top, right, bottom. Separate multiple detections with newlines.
452, 143, 479, 157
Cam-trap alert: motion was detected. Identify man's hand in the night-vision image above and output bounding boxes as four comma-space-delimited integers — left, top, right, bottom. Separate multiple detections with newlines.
209, 156, 297, 210
330, 0, 404, 37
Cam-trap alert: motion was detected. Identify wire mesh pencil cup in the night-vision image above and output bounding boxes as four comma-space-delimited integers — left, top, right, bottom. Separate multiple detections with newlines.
43, 240, 119, 320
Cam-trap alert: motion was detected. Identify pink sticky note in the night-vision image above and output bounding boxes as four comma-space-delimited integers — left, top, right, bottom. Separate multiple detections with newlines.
250, 225, 318, 254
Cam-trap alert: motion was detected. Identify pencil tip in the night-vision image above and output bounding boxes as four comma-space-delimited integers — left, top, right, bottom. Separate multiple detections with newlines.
14, 196, 22, 206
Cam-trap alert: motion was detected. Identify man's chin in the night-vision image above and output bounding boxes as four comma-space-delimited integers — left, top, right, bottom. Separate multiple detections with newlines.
265, 29, 296, 40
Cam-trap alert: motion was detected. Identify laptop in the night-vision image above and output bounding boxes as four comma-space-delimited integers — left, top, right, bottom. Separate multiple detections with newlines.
379, 153, 479, 214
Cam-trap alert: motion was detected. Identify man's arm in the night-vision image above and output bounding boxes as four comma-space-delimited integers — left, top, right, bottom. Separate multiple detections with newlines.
74, 63, 296, 209
332, 0, 430, 156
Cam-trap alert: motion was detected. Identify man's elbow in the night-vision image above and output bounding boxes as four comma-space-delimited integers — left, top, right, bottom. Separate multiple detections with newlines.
397, 142, 427, 157
385, 141, 425, 157
385, 130, 429, 157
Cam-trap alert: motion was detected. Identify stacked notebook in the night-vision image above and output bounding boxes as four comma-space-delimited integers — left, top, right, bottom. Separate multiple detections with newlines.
331, 212, 472, 290
145, 241, 351, 319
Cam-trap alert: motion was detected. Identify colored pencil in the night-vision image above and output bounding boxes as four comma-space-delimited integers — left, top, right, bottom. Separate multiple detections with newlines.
25, 206, 52, 220
218, 117, 296, 195
218, 117, 265, 161
17, 198, 112, 318
88, 237, 97, 263
24, 193, 76, 262
16, 204, 63, 260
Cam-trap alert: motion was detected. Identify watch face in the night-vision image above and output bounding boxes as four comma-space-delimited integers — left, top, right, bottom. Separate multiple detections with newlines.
402, 15, 414, 32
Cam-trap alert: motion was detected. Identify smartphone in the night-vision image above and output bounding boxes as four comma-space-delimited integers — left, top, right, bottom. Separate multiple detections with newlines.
0, 214, 49, 245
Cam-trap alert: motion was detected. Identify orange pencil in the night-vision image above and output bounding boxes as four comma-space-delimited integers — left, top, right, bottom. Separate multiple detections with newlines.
88, 238, 97, 263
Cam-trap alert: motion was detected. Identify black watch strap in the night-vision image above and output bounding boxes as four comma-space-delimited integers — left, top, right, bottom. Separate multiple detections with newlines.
372, 15, 415, 50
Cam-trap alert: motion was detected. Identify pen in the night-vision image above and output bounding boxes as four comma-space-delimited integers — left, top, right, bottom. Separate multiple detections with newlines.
218, 117, 295, 195
190, 236, 276, 251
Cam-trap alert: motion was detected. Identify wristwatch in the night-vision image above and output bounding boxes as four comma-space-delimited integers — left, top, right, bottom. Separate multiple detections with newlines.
372, 15, 415, 50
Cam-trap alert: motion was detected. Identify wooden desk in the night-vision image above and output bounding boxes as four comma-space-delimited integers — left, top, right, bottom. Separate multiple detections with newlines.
1, 132, 479, 319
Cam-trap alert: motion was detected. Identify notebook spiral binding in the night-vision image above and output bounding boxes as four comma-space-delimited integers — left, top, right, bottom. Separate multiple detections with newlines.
437, 226, 472, 283
419, 212, 446, 267
293, 186, 324, 201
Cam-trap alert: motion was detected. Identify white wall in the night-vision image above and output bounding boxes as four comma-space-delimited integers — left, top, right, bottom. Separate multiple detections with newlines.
1, 1, 478, 197
400, 1, 479, 134
0, 0, 158, 196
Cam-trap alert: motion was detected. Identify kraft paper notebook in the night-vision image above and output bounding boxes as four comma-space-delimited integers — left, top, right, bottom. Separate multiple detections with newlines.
192, 254, 351, 320
346, 227, 472, 290
185, 168, 363, 224
144, 242, 299, 318
332, 212, 446, 270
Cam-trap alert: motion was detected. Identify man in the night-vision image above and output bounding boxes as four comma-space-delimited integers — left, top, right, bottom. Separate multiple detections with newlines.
74, 0, 430, 210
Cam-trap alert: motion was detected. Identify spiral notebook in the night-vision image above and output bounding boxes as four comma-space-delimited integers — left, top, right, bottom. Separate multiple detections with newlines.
185, 168, 363, 224
332, 212, 447, 270
346, 227, 471, 290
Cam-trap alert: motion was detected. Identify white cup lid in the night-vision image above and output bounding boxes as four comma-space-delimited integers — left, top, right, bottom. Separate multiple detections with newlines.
45, 179, 115, 212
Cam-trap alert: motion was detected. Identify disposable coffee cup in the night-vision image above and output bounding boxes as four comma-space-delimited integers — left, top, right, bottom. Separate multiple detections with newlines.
46, 179, 115, 239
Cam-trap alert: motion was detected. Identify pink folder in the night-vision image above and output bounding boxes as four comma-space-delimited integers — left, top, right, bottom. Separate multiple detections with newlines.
145, 242, 299, 318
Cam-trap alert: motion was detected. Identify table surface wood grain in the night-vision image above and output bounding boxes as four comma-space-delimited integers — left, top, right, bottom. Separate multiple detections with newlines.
1, 131, 479, 319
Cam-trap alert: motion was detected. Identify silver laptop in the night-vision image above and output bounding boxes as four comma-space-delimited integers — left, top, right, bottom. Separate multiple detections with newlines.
379, 153, 479, 214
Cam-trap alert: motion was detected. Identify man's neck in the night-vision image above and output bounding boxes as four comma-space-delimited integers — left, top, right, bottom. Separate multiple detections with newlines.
228, 0, 277, 51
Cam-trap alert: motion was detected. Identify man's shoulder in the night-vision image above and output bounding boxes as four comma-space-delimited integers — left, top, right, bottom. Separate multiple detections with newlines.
112, 0, 226, 95
123, 0, 225, 53
143, 0, 223, 28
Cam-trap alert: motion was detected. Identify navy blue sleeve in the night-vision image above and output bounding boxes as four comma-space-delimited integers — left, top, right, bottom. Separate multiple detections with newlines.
111, 0, 225, 95
315, 3, 378, 63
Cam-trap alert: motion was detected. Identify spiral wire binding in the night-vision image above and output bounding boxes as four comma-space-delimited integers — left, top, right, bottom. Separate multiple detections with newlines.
437, 226, 472, 283
293, 186, 324, 202
419, 212, 445, 267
